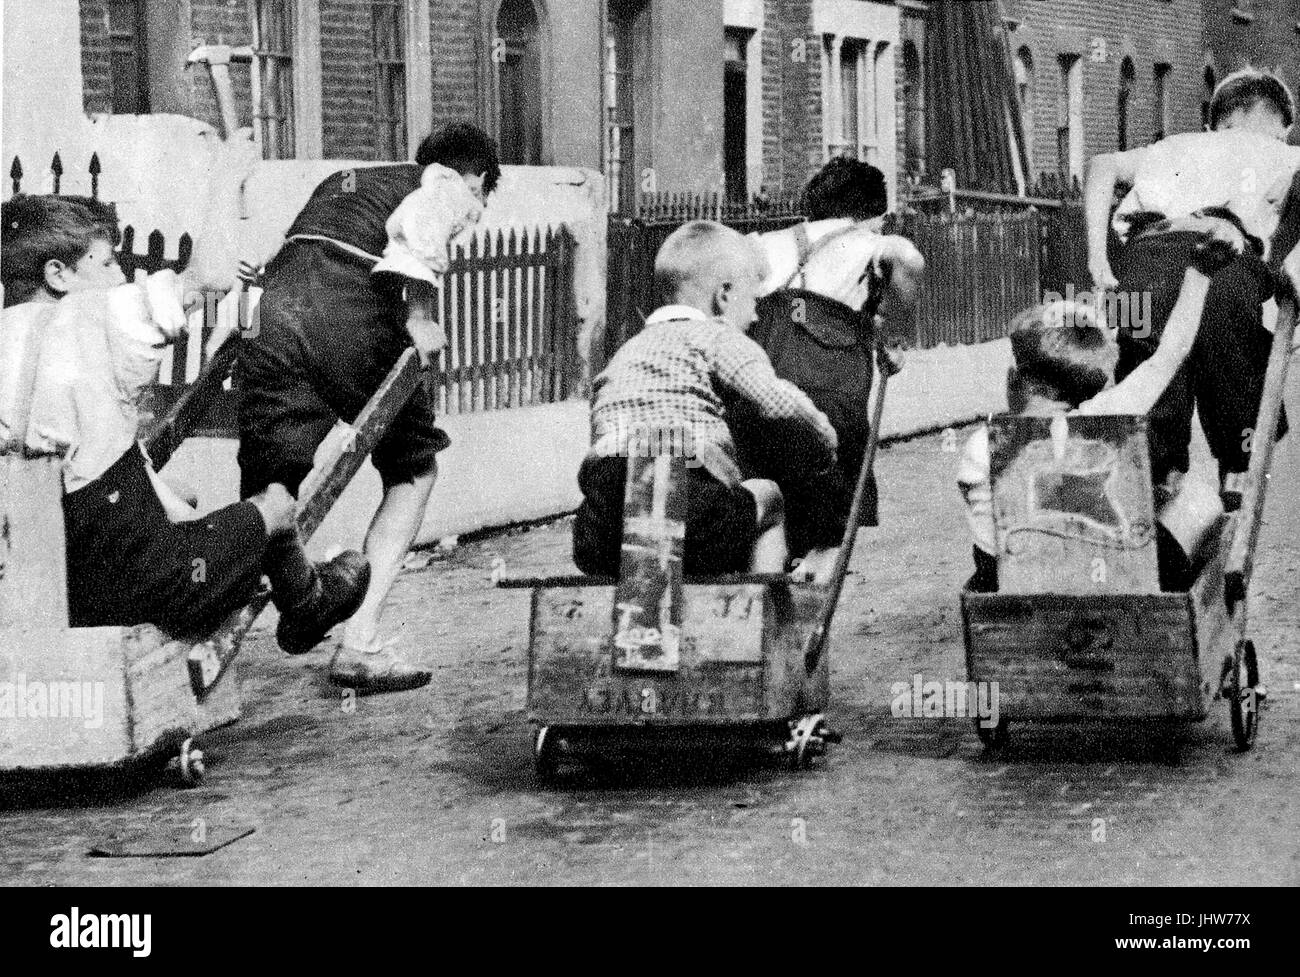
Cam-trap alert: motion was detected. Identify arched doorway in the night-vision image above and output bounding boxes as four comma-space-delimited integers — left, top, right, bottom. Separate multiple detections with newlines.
495, 0, 543, 165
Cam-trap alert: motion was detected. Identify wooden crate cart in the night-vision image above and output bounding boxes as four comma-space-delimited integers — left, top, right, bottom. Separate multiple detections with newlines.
961, 291, 1296, 750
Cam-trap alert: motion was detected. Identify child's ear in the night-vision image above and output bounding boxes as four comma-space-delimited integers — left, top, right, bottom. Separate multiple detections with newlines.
713, 282, 732, 318
42, 258, 71, 295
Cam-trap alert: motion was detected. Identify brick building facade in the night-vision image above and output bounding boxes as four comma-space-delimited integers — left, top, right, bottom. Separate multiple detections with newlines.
71, 1, 1300, 206
1203, 0, 1300, 141
1000, 0, 1207, 184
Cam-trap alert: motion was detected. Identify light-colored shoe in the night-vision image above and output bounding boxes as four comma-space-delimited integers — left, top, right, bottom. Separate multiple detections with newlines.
328, 638, 432, 694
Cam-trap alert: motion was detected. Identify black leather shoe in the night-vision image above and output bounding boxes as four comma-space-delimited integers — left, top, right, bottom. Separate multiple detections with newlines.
276, 551, 371, 655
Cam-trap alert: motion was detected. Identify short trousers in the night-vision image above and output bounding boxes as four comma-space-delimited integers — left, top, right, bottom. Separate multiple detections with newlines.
571, 454, 760, 577
64, 444, 269, 637
739, 288, 879, 556
1114, 230, 1286, 484
236, 240, 451, 498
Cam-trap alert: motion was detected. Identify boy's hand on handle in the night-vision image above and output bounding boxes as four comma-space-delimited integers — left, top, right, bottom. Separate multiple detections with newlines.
877, 339, 905, 376
403, 280, 446, 367
1089, 259, 1119, 291
693, 441, 743, 490
1184, 215, 1248, 275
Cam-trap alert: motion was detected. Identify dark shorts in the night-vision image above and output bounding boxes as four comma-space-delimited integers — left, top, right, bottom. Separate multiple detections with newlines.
1115, 230, 1286, 484
65, 444, 269, 637
572, 455, 760, 577
237, 241, 451, 498
738, 288, 878, 557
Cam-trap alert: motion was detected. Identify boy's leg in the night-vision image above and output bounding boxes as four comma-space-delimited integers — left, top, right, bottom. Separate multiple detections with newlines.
328, 389, 445, 692
1187, 254, 1283, 485
340, 463, 438, 649
1115, 232, 1201, 481
572, 454, 626, 576
743, 477, 787, 573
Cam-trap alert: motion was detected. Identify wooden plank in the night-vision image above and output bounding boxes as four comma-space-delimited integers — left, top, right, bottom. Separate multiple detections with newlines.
0, 455, 68, 630
962, 592, 1204, 720
990, 413, 1161, 594
611, 454, 686, 673
144, 340, 239, 470
1225, 291, 1296, 608
527, 581, 826, 725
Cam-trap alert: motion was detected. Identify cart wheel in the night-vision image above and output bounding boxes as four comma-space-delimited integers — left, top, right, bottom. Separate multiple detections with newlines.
177, 737, 205, 787
786, 714, 838, 770
975, 718, 1010, 750
1227, 639, 1260, 752
534, 726, 560, 782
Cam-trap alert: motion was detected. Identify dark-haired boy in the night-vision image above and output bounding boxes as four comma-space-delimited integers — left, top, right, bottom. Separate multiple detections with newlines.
237, 122, 500, 692
1086, 69, 1300, 500
0, 194, 369, 642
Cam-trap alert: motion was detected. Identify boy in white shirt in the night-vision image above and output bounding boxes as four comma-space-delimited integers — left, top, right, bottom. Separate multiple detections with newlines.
0, 194, 368, 641
1085, 69, 1300, 499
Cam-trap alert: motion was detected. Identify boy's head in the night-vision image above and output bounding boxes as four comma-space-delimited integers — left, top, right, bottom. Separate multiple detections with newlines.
653, 220, 769, 331
415, 122, 502, 202
1208, 68, 1295, 138
803, 157, 888, 221
1006, 300, 1118, 411
1, 194, 124, 306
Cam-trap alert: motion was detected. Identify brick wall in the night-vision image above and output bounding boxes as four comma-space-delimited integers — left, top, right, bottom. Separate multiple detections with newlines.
428, 0, 481, 130
189, 0, 256, 131
1002, 0, 1206, 182
320, 0, 380, 158
1204, 0, 1300, 143
760, 0, 822, 196
80, 0, 114, 114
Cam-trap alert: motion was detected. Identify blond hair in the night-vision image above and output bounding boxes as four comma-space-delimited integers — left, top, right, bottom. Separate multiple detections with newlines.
652, 220, 768, 306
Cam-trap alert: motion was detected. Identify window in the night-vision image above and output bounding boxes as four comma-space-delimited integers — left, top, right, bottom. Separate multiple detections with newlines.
108, 0, 149, 113
723, 28, 749, 200
496, 0, 543, 166
1117, 57, 1135, 150
372, 0, 408, 161
1057, 54, 1083, 182
1013, 45, 1034, 171
606, 0, 650, 213
1202, 64, 1217, 130
903, 39, 926, 177
822, 35, 883, 163
252, 0, 296, 160
840, 38, 863, 155
1153, 63, 1172, 142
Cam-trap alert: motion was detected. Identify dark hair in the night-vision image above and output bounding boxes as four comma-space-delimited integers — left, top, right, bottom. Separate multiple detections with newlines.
802, 157, 888, 221
1008, 304, 1116, 407
1, 194, 120, 306
415, 122, 502, 196
1209, 68, 1295, 130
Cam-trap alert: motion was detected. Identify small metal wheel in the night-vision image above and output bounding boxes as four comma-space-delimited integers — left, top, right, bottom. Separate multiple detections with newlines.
975, 718, 1010, 750
1227, 639, 1260, 752
533, 725, 560, 782
785, 714, 839, 770
176, 737, 205, 787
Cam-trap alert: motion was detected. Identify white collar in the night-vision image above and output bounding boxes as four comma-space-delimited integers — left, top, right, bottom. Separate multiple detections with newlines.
645, 304, 709, 325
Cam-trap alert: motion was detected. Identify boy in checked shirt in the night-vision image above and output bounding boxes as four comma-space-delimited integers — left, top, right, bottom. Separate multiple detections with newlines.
573, 220, 838, 577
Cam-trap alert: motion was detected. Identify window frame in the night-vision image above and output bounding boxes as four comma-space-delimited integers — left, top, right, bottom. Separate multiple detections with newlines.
372, 0, 409, 161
